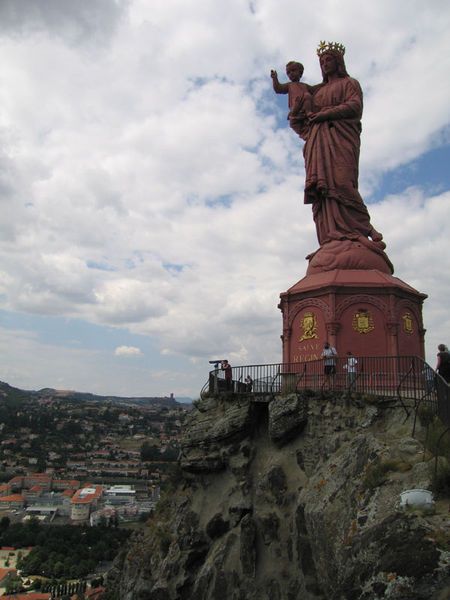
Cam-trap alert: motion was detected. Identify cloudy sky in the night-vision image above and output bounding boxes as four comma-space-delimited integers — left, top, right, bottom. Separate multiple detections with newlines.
0, 0, 449, 398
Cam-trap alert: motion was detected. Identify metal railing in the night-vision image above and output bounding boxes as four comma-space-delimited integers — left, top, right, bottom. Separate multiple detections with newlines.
207, 355, 450, 427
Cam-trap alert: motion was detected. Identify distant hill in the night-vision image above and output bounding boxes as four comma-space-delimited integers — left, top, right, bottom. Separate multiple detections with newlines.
0, 380, 190, 408
0, 380, 33, 405
175, 397, 193, 405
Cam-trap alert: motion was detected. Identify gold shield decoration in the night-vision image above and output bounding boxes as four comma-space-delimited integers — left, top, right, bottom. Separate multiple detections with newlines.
402, 313, 413, 334
352, 310, 374, 334
299, 311, 318, 342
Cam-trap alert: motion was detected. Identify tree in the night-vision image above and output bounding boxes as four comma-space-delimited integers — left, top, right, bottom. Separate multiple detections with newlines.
53, 560, 65, 578
32, 578, 42, 590
5, 574, 24, 594
98, 515, 108, 528
28, 516, 41, 532
141, 442, 160, 461
37, 459, 47, 471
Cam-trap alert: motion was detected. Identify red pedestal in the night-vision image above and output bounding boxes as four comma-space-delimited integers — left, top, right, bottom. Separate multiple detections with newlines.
279, 270, 427, 363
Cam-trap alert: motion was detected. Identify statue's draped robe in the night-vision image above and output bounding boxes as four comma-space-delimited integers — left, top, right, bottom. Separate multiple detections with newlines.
303, 77, 373, 245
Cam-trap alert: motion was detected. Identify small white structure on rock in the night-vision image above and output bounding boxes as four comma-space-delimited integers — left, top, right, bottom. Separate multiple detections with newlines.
400, 488, 434, 509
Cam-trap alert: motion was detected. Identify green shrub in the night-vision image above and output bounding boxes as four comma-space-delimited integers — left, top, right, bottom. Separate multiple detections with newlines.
430, 527, 450, 551
432, 457, 450, 495
425, 418, 450, 458
156, 526, 172, 556
417, 405, 434, 427
363, 459, 411, 491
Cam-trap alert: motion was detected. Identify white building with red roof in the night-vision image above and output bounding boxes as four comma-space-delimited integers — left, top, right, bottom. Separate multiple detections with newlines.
70, 484, 103, 521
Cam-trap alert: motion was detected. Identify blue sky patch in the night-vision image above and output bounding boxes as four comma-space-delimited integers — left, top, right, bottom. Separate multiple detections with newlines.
86, 260, 116, 272
0, 309, 152, 354
163, 263, 185, 273
370, 143, 450, 202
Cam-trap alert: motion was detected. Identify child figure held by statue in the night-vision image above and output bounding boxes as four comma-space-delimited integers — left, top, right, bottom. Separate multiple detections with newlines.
270, 61, 313, 120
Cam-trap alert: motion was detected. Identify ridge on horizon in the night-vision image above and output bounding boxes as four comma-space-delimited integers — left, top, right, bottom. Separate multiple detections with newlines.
0, 380, 192, 405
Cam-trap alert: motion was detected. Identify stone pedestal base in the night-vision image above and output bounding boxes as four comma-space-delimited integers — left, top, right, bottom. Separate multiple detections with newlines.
306, 239, 393, 275
278, 270, 427, 364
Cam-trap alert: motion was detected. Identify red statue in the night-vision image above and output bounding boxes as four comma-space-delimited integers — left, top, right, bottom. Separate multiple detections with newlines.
272, 42, 393, 274
270, 61, 312, 120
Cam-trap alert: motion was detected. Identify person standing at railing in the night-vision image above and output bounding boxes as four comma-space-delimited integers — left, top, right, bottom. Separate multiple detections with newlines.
321, 342, 337, 375
423, 364, 436, 395
222, 360, 233, 391
436, 344, 450, 383
245, 375, 253, 392
343, 351, 357, 386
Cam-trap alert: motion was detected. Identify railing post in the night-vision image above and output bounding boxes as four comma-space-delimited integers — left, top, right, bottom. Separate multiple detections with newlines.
213, 368, 219, 395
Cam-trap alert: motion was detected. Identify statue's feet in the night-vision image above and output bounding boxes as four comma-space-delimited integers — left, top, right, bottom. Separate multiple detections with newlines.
306, 239, 394, 275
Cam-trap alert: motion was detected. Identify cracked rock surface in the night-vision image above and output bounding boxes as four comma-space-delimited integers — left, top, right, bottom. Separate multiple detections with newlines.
107, 392, 450, 600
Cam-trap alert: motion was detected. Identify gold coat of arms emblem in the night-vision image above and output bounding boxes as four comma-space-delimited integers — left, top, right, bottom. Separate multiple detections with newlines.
299, 311, 318, 342
352, 310, 374, 334
402, 313, 413, 334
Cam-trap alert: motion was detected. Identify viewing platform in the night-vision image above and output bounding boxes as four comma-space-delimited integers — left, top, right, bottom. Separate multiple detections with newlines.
203, 355, 450, 429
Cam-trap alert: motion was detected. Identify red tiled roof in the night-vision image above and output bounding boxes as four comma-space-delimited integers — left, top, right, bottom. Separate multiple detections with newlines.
7, 476, 23, 485
86, 586, 106, 599
0, 494, 25, 503
2, 594, 51, 600
29, 485, 43, 493
0, 567, 16, 582
26, 473, 51, 480
53, 479, 80, 486
71, 485, 102, 505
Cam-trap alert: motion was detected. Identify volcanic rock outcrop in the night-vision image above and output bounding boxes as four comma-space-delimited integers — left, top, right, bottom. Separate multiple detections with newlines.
107, 391, 450, 599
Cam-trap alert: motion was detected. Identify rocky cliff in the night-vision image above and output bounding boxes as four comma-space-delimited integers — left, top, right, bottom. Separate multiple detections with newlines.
107, 391, 450, 599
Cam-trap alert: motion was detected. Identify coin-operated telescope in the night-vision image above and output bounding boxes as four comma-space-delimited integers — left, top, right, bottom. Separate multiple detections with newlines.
208, 359, 226, 369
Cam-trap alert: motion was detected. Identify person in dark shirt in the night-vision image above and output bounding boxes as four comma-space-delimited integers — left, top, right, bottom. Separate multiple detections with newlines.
321, 342, 337, 375
221, 360, 233, 391
436, 344, 450, 383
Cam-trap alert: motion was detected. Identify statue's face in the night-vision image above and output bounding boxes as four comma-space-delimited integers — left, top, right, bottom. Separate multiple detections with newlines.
286, 63, 302, 82
320, 53, 337, 77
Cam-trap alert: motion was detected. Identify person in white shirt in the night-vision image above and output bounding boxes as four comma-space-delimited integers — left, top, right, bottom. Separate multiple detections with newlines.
343, 351, 358, 386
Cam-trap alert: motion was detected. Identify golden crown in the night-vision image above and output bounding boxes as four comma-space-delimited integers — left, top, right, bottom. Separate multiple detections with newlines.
316, 41, 346, 57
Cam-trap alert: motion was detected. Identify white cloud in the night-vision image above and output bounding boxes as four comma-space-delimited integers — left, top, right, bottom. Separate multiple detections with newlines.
0, 0, 449, 395
371, 188, 450, 362
0, 0, 126, 46
114, 345, 143, 356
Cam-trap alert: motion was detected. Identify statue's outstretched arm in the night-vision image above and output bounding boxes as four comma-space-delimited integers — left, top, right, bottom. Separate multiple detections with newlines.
270, 70, 289, 94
